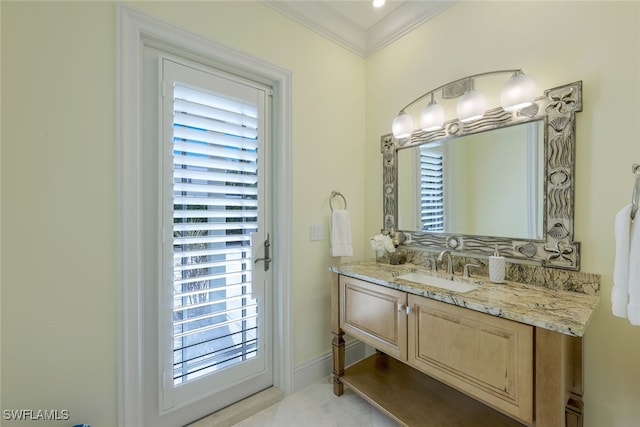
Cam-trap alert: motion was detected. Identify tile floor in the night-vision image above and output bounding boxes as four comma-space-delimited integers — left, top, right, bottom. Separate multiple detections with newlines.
233, 377, 399, 427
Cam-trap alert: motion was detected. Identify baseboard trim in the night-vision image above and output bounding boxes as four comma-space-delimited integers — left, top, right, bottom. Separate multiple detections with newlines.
293, 340, 366, 392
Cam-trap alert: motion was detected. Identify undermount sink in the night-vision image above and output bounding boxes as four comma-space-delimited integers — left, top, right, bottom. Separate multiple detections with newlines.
395, 272, 480, 293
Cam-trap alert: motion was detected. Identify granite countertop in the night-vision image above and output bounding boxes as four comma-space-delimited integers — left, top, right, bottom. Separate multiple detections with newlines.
329, 261, 599, 337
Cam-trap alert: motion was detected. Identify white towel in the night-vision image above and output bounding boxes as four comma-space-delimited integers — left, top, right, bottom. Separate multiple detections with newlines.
612, 204, 632, 318
628, 210, 640, 325
330, 210, 353, 257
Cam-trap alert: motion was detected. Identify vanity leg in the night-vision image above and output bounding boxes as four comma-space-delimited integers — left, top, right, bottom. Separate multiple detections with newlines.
565, 392, 583, 427
332, 332, 345, 396
535, 328, 566, 427
331, 273, 345, 396
535, 328, 584, 427
565, 336, 584, 427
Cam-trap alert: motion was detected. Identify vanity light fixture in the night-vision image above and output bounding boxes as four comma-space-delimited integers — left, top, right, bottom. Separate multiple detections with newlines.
419, 93, 445, 131
373, 0, 385, 8
456, 84, 486, 123
392, 110, 413, 139
391, 69, 537, 139
501, 70, 537, 111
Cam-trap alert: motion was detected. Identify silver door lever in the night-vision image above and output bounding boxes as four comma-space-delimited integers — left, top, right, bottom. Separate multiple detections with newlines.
254, 233, 272, 271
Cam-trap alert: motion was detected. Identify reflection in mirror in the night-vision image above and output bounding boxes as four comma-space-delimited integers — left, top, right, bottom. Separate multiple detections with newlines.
397, 121, 544, 239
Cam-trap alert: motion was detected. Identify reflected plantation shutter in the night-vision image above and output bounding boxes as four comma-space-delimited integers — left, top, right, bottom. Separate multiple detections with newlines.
419, 147, 445, 232
171, 82, 260, 385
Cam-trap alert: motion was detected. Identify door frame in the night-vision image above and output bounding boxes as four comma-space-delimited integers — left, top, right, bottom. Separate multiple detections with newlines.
116, 5, 293, 426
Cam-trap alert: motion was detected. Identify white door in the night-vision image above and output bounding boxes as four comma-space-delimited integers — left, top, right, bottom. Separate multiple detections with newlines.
157, 57, 273, 424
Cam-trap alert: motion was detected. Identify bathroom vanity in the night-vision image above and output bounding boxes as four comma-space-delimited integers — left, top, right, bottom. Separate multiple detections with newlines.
329, 261, 599, 427
334, 78, 599, 425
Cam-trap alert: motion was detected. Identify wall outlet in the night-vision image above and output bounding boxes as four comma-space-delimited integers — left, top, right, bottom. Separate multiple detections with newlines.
310, 224, 324, 241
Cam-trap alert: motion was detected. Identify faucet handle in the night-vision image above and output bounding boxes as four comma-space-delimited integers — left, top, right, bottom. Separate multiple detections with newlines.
463, 263, 482, 278
422, 254, 437, 271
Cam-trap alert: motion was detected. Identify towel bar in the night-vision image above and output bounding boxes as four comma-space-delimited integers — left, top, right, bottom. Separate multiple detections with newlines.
631, 163, 639, 220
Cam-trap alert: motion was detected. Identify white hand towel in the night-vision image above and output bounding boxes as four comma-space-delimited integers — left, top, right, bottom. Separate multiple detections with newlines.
331, 210, 353, 257
612, 204, 632, 318
628, 211, 640, 325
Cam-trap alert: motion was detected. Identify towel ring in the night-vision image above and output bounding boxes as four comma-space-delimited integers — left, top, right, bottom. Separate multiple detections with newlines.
330, 191, 347, 211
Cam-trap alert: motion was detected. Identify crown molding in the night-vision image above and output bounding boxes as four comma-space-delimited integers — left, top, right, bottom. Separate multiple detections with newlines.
262, 1, 367, 56
367, 1, 454, 55
261, 1, 455, 58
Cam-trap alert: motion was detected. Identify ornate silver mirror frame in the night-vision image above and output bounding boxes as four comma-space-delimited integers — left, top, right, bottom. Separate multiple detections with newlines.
382, 81, 582, 270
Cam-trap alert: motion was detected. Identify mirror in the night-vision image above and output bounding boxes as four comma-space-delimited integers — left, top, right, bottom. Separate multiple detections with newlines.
382, 81, 583, 270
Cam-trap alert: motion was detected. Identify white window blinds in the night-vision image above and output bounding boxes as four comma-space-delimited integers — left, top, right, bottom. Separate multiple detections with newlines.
419, 147, 445, 232
171, 83, 259, 385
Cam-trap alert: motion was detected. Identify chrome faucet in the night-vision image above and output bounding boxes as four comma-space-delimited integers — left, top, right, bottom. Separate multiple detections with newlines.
438, 250, 453, 279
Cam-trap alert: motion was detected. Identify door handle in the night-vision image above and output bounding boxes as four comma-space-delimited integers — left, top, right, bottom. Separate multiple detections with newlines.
254, 233, 272, 271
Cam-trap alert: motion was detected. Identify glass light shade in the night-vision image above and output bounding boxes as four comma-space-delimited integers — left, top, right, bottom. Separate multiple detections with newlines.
456, 90, 486, 123
373, 0, 385, 7
392, 112, 414, 139
420, 101, 445, 131
501, 73, 537, 111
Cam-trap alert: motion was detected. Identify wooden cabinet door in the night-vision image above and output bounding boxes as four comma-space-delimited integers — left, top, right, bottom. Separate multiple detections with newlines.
340, 276, 407, 360
407, 294, 533, 424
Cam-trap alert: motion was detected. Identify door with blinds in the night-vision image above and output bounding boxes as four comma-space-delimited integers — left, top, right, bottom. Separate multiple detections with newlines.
419, 146, 445, 232
160, 58, 272, 416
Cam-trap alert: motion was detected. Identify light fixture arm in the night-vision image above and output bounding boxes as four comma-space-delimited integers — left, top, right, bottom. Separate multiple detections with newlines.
396, 69, 523, 113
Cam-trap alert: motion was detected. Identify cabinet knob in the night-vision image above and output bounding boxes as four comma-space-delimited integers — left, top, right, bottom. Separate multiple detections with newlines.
398, 304, 413, 315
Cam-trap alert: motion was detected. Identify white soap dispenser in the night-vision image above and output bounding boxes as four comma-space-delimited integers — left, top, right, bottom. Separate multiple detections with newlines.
489, 245, 506, 284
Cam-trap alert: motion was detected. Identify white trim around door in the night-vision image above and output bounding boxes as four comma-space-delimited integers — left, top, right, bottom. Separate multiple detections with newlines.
116, 5, 293, 426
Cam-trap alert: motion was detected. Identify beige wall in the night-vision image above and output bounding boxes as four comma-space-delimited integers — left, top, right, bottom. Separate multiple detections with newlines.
1, 1, 365, 426
365, 2, 640, 426
2, 1, 639, 426
2, 2, 118, 426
